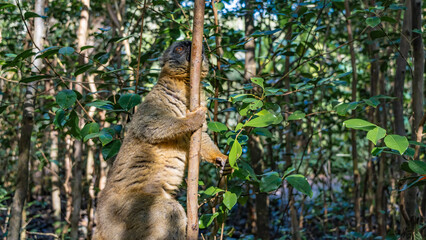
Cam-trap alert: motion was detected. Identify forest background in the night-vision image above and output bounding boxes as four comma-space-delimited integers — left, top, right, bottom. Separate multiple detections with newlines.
0, 0, 425, 239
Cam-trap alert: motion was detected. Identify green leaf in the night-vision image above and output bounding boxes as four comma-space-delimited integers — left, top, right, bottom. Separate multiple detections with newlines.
245, 109, 281, 127
364, 98, 380, 107
59, 47, 75, 55
207, 121, 228, 132
409, 141, 426, 148
251, 28, 281, 37
102, 140, 121, 160
384, 134, 409, 155
371, 147, 386, 156
251, 77, 264, 89
223, 191, 238, 210
86, 100, 114, 110
366, 17, 381, 27
343, 118, 377, 131
380, 16, 397, 24
0, 3, 15, 9
84, 132, 100, 142
366, 126, 386, 145
249, 99, 263, 110
99, 128, 115, 146
20, 75, 52, 83
118, 93, 141, 110
0, 105, 7, 114
288, 110, 306, 121
228, 140, 242, 168
36, 47, 60, 59
53, 109, 67, 128
260, 172, 282, 192
285, 174, 313, 197
67, 111, 81, 139
407, 161, 426, 175
56, 90, 77, 109
115, 35, 134, 43
199, 213, 219, 229
203, 186, 224, 196
80, 45, 94, 51
401, 162, 415, 173
214, 2, 224, 10
24, 11, 41, 19
81, 122, 100, 139
252, 128, 272, 137
229, 94, 250, 103
74, 64, 93, 76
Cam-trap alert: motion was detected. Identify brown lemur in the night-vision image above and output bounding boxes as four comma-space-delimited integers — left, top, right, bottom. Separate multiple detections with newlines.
94, 41, 228, 240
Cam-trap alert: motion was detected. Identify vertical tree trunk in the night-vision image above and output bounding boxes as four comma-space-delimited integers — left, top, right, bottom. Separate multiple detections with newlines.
344, 0, 361, 233
392, 0, 411, 235
211, 0, 223, 144
186, 0, 205, 239
244, 0, 256, 233
364, 0, 380, 232
70, 0, 90, 238
248, 136, 270, 240
281, 13, 300, 240
402, 0, 424, 238
244, 1, 270, 238
8, 0, 45, 238
50, 127, 61, 227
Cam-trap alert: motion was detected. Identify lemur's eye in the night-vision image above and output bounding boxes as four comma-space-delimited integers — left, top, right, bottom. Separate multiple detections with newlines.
175, 46, 184, 53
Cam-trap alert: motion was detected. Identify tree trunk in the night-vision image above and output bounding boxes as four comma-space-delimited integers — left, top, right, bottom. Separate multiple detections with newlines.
186, 0, 205, 239
392, 0, 411, 236
70, 0, 90, 238
402, 0, 424, 238
8, 0, 45, 238
344, 0, 361, 233
248, 136, 270, 240
50, 128, 61, 227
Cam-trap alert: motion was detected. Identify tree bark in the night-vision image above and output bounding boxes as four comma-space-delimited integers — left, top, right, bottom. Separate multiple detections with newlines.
50, 128, 61, 226
249, 136, 270, 240
8, 0, 45, 238
186, 0, 205, 239
70, 0, 90, 238
391, 0, 411, 236
403, 0, 424, 238
344, 0, 361, 233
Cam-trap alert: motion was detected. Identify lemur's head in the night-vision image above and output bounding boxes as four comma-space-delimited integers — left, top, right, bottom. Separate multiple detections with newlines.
160, 40, 208, 79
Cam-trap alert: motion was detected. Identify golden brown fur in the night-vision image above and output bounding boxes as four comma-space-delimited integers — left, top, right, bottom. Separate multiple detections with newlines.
94, 41, 227, 240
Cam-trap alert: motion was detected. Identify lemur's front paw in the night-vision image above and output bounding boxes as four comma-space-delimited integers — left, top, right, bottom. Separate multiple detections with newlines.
186, 106, 207, 130
215, 155, 233, 176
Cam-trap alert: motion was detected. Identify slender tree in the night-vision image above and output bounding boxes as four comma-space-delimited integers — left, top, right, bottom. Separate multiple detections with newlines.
344, 0, 361, 233
70, 0, 90, 238
7, 0, 45, 238
186, 0, 205, 238
401, 0, 424, 238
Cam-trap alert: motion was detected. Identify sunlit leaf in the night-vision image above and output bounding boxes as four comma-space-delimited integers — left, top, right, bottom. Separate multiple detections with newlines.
223, 191, 238, 210
228, 140, 242, 168
384, 134, 409, 155
366, 126, 386, 145
208, 121, 228, 132
343, 118, 377, 131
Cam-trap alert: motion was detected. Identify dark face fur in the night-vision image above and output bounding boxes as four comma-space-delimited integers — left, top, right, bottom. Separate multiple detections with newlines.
160, 40, 208, 78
